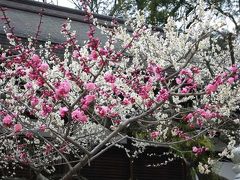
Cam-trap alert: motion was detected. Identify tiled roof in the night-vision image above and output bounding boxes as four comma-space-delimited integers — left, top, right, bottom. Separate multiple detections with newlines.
0, 0, 122, 44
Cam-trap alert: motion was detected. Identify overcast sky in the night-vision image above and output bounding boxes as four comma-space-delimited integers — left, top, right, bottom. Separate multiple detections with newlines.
36, 0, 76, 8
57, 0, 76, 8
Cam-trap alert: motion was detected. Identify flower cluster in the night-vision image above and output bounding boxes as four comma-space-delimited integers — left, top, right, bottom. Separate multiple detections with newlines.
0, 1, 240, 179
192, 146, 208, 156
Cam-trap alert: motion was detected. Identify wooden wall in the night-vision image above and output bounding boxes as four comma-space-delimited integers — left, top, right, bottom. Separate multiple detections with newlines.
0, 146, 187, 180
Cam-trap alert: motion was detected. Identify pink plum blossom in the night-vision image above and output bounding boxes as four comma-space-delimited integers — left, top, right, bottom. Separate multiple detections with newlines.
38, 63, 49, 73
214, 76, 223, 86
81, 95, 96, 110
84, 95, 96, 104
45, 144, 52, 155
185, 113, 193, 121
0, 52, 6, 60
176, 78, 182, 84
55, 80, 71, 98
25, 132, 34, 139
71, 109, 88, 123
41, 103, 53, 117
90, 50, 98, 60
87, 37, 100, 49
191, 66, 200, 74
154, 65, 162, 74
24, 82, 33, 89
31, 54, 42, 68
181, 87, 189, 94
234, 75, 239, 80
186, 78, 193, 84
205, 84, 217, 94
180, 68, 193, 77
200, 110, 212, 120
139, 85, 152, 99
153, 65, 163, 79
192, 146, 208, 156
14, 123, 22, 133
145, 99, 154, 108
99, 48, 108, 56
59, 107, 69, 117
16, 67, 26, 76
156, 89, 169, 102
30, 96, 39, 107
36, 77, 45, 86
97, 106, 110, 117
85, 82, 96, 91
227, 77, 235, 84
192, 146, 199, 153
72, 50, 80, 58
6, 33, 14, 40
151, 131, 160, 139
104, 72, 116, 83
3, 115, 13, 125
122, 98, 131, 105
39, 124, 46, 132
229, 65, 238, 73
19, 152, 28, 162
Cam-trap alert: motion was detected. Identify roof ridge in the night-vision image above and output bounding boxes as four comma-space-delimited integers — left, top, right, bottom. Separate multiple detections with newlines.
0, 0, 125, 24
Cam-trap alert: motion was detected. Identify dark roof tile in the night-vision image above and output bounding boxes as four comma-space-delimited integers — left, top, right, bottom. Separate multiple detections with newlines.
0, 0, 111, 45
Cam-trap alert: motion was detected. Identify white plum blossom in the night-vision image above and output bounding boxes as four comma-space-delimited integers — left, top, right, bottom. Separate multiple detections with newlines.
0, 0, 240, 179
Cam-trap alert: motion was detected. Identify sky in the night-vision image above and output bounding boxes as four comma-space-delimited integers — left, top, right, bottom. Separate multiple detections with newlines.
36, 0, 76, 8
56, 0, 76, 8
